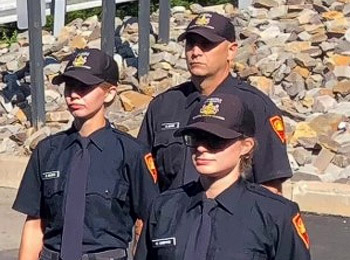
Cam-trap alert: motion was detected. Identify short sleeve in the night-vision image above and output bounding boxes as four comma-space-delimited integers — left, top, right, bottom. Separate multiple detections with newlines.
12, 146, 42, 217
137, 102, 155, 150
125, 145, 159, 220
249, 97, 292, 183
274, 203, 311, 260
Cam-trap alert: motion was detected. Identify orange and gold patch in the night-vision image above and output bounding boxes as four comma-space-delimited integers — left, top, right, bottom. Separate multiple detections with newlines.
269, 115, 286, 143
144, 153, 158, 183
292, 213, 310, 250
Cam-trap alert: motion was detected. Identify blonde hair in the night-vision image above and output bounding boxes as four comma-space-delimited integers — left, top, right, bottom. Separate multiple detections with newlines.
99, 81, 117, 107
239, 137, 257, 174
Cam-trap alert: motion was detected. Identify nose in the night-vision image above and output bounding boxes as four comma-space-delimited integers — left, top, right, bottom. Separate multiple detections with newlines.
65, 87, 81, 99
191, 44, 203, 56
196, 144, 208, 153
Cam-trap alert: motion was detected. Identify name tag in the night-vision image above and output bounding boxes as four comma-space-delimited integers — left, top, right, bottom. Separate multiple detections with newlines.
42, 171, 60, 180
161, 122, 180, 130
152, 237, 176, 248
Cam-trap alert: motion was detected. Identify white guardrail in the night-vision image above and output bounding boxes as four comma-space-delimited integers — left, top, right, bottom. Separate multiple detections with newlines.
0, 0, 136, 25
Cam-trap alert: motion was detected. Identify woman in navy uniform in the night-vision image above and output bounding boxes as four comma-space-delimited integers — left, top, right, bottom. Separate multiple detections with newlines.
13, 49, 158, 260
135, 93, 311, 260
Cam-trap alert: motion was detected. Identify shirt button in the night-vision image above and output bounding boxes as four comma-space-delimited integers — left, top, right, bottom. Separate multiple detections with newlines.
105, 190, 109, 194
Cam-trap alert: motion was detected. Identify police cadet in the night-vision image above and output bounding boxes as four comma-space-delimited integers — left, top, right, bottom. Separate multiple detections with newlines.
12, 48, 159, 260
135, 93, 311, 260
138, 12, 292, 193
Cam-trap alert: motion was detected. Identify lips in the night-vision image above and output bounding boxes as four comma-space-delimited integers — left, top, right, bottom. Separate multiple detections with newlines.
68, 103, 84, 110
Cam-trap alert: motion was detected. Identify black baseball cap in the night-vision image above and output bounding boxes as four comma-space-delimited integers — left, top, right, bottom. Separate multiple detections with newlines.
52, 48, 119, 86
176, 94, 255, 139
178, 12, 236, 43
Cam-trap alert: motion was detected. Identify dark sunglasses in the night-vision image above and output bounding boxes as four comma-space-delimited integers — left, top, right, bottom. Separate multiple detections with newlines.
183, 131, 239, 150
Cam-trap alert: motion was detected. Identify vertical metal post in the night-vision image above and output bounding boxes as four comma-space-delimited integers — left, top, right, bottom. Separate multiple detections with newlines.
101, 0, 116, 57
53, 0, 66, 37
138, 0, 150, 79
27, 0, 45, 129
158, 0, 170, 44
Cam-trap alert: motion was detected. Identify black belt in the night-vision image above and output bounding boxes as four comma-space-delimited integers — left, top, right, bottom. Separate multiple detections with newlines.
40, 246, 127, 260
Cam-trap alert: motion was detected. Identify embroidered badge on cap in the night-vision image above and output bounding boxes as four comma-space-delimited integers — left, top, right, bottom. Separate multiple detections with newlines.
269, 115, 286, 143
194, 98, 225, 121
292, 213, 310, 249
152, 237, 176, 248
144, 153, 158, 183
68, 51, 91, 70
195, 13, 211, 26
42, 171, 60, 180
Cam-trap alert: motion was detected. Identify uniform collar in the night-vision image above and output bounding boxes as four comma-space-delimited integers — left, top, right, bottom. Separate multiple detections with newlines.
215, 178, 245, 215
63, 120, 112, 151
186, 181, 205, 212
185, 83, 202, 108
186, 74, 240, 107
186, 178, 246, 215
210, 74, 243, 95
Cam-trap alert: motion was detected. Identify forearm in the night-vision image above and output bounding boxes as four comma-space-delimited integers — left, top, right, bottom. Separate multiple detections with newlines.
18, 216, 44, 260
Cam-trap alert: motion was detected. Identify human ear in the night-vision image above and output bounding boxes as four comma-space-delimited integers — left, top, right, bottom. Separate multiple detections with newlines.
104, 85, 117, 104
240, 137, 255, 157
227, 41, 238, 62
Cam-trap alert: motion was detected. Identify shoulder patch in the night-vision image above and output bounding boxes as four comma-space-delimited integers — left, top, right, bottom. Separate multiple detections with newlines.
269, 115, 286, 143
292, 213, 310, 250
144, 153, 158, 183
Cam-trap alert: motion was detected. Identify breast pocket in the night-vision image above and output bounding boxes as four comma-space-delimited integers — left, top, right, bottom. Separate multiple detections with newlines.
153, 131, 185, 186
215, 252, 267, 260
151, 238, 176, 260
42, 178, 65, 222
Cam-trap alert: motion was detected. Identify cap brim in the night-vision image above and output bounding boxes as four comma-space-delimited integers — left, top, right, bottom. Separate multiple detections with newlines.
175, 122, 242, 139
52, 70, 104, 86
178, 28, 226, 43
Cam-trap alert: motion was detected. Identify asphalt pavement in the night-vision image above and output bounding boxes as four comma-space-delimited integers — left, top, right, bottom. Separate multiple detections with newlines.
0, 187, 349, 260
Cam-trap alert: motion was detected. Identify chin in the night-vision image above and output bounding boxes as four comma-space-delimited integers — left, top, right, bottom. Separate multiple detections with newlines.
190, 68, 208, 77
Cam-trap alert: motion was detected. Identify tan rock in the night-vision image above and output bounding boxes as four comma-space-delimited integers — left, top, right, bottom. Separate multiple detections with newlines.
46, 111, 72, 123
322, 11, 344, 20
290, 122, 318, 148
248, 76, 274, 96
285, 41, 311, 53
12, 107, 27, 124
313, 148, 335, 173
329, 54, 350, 66
119, 91, 153, 112
333, 81, 350, 96
309, 113, 345, 137
301, 96, 314, 108
69, 35, 87, 49
292, 65, 310, 78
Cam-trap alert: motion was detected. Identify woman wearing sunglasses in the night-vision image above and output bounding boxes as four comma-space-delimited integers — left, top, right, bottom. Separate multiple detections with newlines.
135, 93, 311, 260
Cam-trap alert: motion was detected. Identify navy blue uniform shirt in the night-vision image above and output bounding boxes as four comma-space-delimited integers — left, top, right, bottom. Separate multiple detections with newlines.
138, 75, 292, 191
13, 122, 159, 253
135, 179, 311, 260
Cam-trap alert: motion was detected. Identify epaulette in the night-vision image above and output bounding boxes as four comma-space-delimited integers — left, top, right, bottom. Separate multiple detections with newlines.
246, 182, 292, 206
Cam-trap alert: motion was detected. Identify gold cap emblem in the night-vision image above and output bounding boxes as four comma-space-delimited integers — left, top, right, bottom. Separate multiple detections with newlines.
195, 13, 211, 26
200, 101, 219, 116
72, 53, 88, 67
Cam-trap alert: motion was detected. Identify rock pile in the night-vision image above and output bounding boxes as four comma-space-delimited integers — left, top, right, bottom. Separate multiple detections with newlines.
0, 1, 349, 183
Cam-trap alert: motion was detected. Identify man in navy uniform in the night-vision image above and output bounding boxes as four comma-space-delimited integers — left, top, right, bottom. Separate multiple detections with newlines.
138, 12, 292, 193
